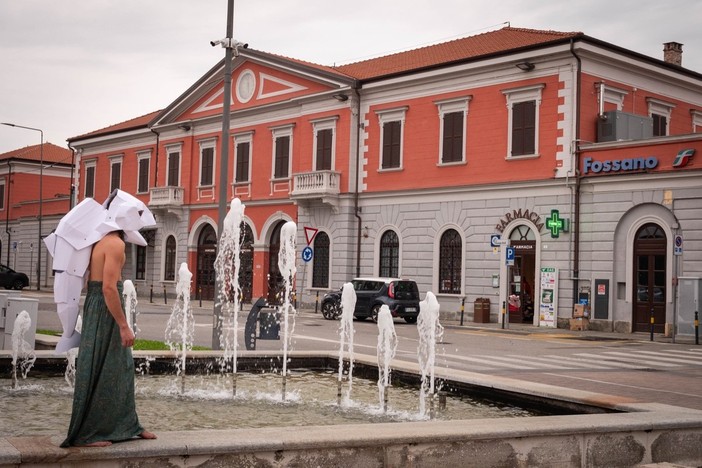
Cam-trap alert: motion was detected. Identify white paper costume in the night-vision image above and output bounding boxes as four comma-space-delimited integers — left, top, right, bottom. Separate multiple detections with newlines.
44, 190, 156, 354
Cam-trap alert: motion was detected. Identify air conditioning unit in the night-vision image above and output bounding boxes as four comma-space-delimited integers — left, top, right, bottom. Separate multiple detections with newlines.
597, 110, 653, 142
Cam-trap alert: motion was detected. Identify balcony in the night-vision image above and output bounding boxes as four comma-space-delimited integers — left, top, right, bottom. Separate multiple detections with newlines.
291, 170, 340, 210
149, 186, 184, 214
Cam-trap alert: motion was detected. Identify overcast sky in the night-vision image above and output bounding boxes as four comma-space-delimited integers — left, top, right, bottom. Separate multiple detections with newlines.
1, 0, 700, 154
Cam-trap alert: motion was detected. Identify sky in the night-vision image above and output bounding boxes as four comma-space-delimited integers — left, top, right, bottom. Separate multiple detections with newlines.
1, 0, 701, 154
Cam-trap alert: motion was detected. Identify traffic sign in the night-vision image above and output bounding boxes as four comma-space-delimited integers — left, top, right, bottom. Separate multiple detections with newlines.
302, 246, 313, 262
506, 247, 515, 266
490, 234, 501, 247
304, 227, 318, 246
674, 235, 683, 256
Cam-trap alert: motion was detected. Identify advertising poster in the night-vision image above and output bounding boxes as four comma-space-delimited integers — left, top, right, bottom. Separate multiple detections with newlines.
539, 267, 558, 328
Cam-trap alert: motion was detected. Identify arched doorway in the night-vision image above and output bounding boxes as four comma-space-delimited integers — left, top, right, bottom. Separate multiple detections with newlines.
196, 224, 217, 301
267, 221, 286, 304
633, 223, 666, 333
239, 223, 254, 303
508, 225, 536, 323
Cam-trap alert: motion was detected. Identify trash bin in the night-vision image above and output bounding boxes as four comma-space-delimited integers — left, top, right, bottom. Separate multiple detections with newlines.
258, 308, 280, 340
473, 298, 491, 323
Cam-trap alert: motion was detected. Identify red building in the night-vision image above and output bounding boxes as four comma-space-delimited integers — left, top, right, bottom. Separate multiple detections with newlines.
68, 27, 702, 334
0, 143, 74, 287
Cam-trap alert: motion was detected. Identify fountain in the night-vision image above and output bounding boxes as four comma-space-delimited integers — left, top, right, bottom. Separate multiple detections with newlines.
63, 316, 82, 388
10, 310, 36, 389
164, 262, 194, 394
337, 282, 356, 405
376, 305, 397, 412
416, 291, 443, 418
277, 221, 297, 400
213, 198, 245, 395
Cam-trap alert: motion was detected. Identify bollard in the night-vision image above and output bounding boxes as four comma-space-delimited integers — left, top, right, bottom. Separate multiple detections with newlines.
150, 283, 153, 303
501, 301, 506, 330
163, 285, 168, 305
199, 286, 202, 308
650, 307, 654, 341
695, 311, 699, 346
315, 291, 319, 314
460, 297, 465, 326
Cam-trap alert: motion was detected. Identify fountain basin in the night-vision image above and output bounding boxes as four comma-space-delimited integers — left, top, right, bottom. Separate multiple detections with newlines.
2, 350, 702, 467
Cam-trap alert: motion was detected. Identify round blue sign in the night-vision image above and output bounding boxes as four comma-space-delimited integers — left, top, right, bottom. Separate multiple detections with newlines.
302, 246, 313, 262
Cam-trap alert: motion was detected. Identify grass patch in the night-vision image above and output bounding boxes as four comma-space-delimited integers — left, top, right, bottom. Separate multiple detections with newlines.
35, 329, 209, 351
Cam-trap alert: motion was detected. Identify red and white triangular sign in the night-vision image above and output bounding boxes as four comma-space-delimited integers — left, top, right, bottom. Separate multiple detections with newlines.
304, 227, 318, 246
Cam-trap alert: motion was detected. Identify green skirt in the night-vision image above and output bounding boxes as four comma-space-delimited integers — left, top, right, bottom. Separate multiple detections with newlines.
61, 281, 143, 447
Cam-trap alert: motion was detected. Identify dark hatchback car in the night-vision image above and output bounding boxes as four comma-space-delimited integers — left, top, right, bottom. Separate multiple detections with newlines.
0, 264, 29, 290
321, 277, 421, 323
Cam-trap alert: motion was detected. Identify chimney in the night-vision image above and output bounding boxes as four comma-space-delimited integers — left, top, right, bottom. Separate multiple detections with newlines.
663, 42, 683, 66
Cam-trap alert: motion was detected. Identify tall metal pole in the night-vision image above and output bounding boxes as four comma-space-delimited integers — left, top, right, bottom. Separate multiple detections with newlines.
1, 123, 42, 290
212, 0, 235, 349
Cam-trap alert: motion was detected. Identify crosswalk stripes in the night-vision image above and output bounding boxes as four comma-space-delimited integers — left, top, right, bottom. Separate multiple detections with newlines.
436, 348, 702, 372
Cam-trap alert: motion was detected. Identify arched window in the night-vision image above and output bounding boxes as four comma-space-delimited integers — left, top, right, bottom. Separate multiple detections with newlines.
439, 229, 462, 294
379, 230, 399, 278
312, 232, 330, 288
164, 235, 176, 281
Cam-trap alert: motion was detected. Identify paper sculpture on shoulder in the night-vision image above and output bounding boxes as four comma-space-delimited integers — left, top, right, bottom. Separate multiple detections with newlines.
44, 190, 156, 354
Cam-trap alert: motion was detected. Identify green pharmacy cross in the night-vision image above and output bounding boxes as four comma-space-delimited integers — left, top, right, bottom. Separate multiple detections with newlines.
546, 209, 569, 238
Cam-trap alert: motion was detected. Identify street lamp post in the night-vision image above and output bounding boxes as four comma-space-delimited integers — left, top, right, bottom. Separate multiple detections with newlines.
1, 123, 43, 290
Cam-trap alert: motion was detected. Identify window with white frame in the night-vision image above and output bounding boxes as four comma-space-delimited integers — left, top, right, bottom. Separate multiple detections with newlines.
0, 179, 5, 210
84, 160, 96, 198
647, 97, 675, 137
438, 229, 462, 294
376, 107, 407, 170
271, 124, 293, 179
164, 235, 176, 281
502, 84, 544, 158
311, 231, 330, 288
137, 150, 151, 194
602, 85, 628, 111
166, 144, 181, 187
136, 244, 146, 280
109, 155, 123, 192
692, 110, 702, 133
379, 230, 400, 278
234, 132, 253, 183
312, 117, 337, 171
199, 140, 216, 186
436, 98, 470, 164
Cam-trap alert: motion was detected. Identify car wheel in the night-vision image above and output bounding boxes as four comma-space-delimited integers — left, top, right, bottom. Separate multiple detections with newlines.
404, 316, 417, 324
321, 302, 341, 320
12, 280, 25, 290
371, 304, 382, 323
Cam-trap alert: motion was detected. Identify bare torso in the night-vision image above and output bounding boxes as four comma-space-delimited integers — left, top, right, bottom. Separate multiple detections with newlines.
89, 232, 125, 282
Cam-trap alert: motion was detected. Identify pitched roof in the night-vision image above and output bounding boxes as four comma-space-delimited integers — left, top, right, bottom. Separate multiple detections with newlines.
70, 27, 585, 142
334, 27, 583, 80
0, 142, 73, 165
68, 110, 162, 142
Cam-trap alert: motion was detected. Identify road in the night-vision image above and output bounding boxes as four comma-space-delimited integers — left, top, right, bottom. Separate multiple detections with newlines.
29, 290, 702, 411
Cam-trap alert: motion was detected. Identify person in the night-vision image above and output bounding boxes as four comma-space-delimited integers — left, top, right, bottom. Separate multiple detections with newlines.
61, 230, 156, 447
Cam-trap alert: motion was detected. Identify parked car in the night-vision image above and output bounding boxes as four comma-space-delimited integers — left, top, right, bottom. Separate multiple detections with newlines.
0, 264, 29, 290
321, 277, 421, 323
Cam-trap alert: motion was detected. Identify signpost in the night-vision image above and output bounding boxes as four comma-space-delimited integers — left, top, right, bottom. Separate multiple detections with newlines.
674, 235, 683, 256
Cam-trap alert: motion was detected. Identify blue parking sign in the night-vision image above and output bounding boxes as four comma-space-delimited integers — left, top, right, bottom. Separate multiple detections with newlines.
506, 247, 515, 265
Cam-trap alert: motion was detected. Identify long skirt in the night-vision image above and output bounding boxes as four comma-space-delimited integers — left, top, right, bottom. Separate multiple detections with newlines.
61, 281, 143, 447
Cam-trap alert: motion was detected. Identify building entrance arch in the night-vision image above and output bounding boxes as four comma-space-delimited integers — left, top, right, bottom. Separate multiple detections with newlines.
196, 224, 217, 301
633, 223, 666, 333
507, 224, 536, 324
267, 221, 286, 304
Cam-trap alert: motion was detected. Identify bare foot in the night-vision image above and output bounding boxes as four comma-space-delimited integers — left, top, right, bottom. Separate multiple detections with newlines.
78, 441, 112, 447
139, 430, 157, 440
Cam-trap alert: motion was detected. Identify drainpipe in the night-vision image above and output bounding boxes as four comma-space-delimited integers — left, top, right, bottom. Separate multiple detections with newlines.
569, 39, 582, 312
150, 127, 161, 187
352, 82, 362, 277
5, 161, 12, 266
67, 144, 77, 208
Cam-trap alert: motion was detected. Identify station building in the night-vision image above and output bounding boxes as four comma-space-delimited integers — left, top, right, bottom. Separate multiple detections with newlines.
67, 27, 702, 335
